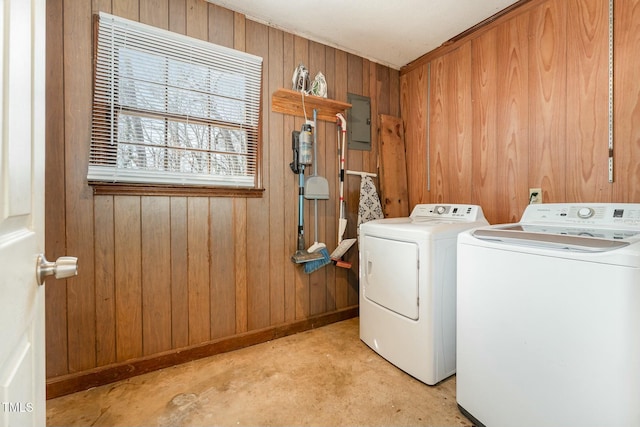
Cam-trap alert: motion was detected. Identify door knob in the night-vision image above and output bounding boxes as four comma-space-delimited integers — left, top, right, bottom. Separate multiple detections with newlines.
36, 254, 78, 286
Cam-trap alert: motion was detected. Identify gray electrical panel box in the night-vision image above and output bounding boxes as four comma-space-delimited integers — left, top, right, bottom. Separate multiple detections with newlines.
347, 93, 371, 151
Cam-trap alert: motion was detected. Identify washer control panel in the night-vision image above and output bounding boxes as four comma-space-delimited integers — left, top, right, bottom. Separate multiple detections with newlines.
410, 204, 485, 222
521, 203, 640, 227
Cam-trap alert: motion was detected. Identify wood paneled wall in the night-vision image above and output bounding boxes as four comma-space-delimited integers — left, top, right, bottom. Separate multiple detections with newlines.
401, 0, 640, 225
45, 0, 399, 396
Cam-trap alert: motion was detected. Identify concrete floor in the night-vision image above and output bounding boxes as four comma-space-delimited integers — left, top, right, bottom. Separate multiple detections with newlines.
46, 317, 473, 426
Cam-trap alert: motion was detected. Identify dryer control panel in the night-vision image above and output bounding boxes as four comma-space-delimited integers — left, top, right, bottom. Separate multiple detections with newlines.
410, 204, 485, 222
521, 203, 640, 227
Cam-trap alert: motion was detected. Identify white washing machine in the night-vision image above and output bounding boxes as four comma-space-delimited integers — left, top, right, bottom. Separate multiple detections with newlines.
457, 203, 640, 427
359, 204, 487, 385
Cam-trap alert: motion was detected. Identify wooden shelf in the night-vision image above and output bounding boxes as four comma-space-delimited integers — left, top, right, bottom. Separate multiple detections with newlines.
271, 88, 351, 122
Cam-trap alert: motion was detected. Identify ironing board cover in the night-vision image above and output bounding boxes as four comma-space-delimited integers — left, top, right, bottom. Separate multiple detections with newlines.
357, 176, 384, 227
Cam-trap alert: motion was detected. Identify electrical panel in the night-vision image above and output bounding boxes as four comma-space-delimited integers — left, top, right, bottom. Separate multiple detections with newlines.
347, 93, 371, 151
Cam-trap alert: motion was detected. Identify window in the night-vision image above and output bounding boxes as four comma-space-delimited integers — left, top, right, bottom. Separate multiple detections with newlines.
89, 12, 263, 190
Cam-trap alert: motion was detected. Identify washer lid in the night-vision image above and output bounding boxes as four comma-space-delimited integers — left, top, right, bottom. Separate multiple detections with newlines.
472, 225, 635, 252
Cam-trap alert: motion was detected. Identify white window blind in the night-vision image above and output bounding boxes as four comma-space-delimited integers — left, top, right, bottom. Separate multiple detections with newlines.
89, 12, 263, 188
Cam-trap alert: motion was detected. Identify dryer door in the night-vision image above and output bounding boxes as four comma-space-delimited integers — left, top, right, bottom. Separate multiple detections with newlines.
362, 235, 419, 320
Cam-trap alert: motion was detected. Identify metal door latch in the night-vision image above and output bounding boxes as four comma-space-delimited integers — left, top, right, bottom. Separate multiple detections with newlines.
36, 254, 78, 286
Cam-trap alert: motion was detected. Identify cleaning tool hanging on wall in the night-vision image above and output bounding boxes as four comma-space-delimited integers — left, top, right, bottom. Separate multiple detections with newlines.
299, 123, 313, 166
330, 113, 357, 267
304, 109, 331, 274
290, 129, 323, 265
304, 110, 329, 200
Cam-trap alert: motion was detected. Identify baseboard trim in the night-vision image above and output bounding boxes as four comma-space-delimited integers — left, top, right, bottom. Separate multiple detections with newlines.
46, 306, 358, 399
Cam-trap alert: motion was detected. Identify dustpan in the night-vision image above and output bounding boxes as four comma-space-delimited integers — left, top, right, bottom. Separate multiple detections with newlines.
304, 109, 329, 200
305, 176, 329, 200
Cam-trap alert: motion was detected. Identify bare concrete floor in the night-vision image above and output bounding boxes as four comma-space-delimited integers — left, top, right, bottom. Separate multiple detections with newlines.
46, 317, 473, 426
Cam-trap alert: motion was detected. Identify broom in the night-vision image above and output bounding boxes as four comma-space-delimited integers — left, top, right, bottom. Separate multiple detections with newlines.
330, 113, 356, 268
304, 109, 332, 274
304, 199, 331, 274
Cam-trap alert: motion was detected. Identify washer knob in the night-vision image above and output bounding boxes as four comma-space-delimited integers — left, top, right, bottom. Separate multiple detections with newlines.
436, 206, 446, 214
577, 207, 594, 218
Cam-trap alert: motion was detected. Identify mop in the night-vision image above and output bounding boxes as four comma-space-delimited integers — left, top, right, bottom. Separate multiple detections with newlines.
330, 113, 357, 267
304, 109, 332, 274
290, 129, 324, 265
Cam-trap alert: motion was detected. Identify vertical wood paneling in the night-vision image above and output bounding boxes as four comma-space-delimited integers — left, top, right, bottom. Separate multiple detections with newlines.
402, 0, 635, 226
64, 0, 96, 372
187, 197, 211, 344
471, 27, 499, 223
401, 63, 429, 208
389, 68, 400, 117
376, 63, 391, 116
140, 0, 168, 27
379, 114, 409, 218
246, 20, 271, 330
566, 0, 610, 203
613, 0, 640, 202
434, 45, 474, 204
496, 12, 529, 223
94, 196, 116, 366
45, 0, 68, 378
141, 197, 172, 355
170, 197, 189, 348
207, 3, 233, 47
168, 0, 186, 34
430, 55, 448, 204
210, 199, 236, 339
46, 0, 395, 384
448, 43, 473, 203
92, 0, 112, 13
268, 27, 286, 325
113, 0, 139, 19
529, 0, 567, 204
233, 197, 248, 333
185, 0, 207, 40
114, 196, 143, 362
371, 64, 390, 226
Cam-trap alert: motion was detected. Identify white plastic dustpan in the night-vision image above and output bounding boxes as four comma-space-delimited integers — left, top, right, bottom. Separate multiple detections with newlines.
304, 176, 329, 200
330, 238, 356, 260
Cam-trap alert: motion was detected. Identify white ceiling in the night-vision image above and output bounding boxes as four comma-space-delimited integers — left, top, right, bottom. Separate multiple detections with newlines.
206, 0, 521, 70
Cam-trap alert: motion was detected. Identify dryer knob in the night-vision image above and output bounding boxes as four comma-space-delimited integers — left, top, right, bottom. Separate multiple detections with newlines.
577, 207, 594, 219
436, 206, 446, 214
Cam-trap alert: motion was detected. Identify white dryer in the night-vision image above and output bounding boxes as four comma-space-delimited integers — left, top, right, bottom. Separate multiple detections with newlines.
359, 204, 487, 385
457, 203, 640, 427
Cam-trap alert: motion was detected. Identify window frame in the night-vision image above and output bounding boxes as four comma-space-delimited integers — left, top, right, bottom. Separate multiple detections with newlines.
89, 12, 264, 197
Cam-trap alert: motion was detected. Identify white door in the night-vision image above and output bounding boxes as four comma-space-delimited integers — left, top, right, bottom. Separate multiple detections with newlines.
0, 1, 47, 425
